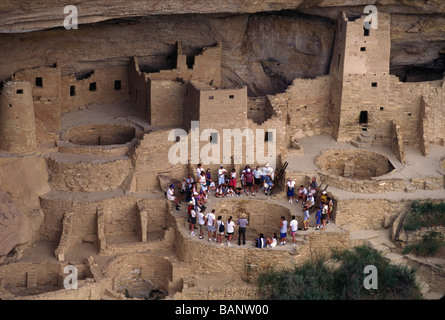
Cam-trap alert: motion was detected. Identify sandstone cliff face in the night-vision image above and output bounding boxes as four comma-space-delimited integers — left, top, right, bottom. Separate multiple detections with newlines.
0, 0, 444, 33
0, 7, 443, 96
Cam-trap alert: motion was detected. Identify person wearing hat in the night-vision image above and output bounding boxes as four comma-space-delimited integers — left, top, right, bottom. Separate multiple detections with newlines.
166, 184, 180, 210
236, 213, 249, 246
287, 177, 296, 203
321, 190, 328, 205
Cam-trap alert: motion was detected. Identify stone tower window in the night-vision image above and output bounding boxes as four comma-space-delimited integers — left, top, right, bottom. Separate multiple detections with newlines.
35, 77, 43, 87
89, 82, 97, 91
359, 111, 368, 124
371, 82, 377, 87
364, 26, 370, 37
360, 47, 366, 52
70, 85, 76, 96
16, 89, 23, 94
114, 80, 121, 91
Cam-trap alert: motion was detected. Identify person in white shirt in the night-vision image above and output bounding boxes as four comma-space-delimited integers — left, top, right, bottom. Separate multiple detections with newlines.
297, 185, 308, 204
218, 165, 227, 186
205, 209, 216, 242
166, 185, 180, 210
253, 166, 263, 193
197, 208, 206, 239
226, 216, 235, 246
287, 178, 296, 203
290, 215, 298, 245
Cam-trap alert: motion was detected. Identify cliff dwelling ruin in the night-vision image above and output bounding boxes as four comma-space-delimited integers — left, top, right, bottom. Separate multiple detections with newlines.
0, 1, 444, 301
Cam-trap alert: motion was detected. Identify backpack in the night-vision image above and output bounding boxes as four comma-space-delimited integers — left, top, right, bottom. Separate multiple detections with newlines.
219, 221, 225, 233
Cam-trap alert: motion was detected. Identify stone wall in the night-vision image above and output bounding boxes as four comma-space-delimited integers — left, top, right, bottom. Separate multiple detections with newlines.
132, 129, 188, 191
268, 75, 331, 144
60, 65, 130, 113
46, 153, 133, 193
12, 65, 61, 146
0, 81, 37, 153
334, 198, 412, 232
149, 79, 186, 126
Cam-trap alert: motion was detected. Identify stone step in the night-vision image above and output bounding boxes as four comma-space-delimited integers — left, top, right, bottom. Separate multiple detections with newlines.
351, 140, 372, 148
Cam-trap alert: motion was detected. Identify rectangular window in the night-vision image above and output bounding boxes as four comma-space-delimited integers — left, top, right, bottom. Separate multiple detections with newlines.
229, 95, 234, 99
360, 47, 366, 52
35, 77, 43, 87
89, 82, 97, 91
16, 89, 23, 94
209, 96, 214, 100
371, 82, 377, 87
114, 80, 121, 91
364, 27, 370, 37
186, 55, 195, 69
70, 85, 76, 96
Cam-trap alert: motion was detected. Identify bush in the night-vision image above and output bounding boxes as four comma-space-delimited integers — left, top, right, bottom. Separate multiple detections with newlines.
403, 231, 445, 256
257, 245, 422, 300
404, 200, 445, 231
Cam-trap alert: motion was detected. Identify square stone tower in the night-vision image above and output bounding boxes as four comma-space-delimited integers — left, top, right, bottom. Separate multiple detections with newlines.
330, 10, 391, 143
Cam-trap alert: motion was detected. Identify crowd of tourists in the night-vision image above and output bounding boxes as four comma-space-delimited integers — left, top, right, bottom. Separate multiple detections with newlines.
166, 164, 334, 247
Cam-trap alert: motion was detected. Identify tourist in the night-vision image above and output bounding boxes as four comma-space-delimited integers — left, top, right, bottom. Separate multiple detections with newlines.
287, 177, 296, 203
218, 165, 227, 186
196, 163, 205, 179
266, 233, 278, 248
229, 168, 237, 190
198, 171, 207, 194
279, 216, 287, 245
315, 207, 322, 230
190, 205, 197, 236
253, 166, 263, 194
296, 185, 307, 204
226, 186, 234, 197
215, 185, 224, 198
321, 201, 329, 231
309, 177, 319, 196
226, 216, 235, 246
240, 167, 246, 194
320, 190, 328, 205
166, 184, 180, 210
290, 215, 298, 245
306, 193, 315, 211
205, 209, 217, 242
216, 215, 225, 246
254, 233, 266, 248
245, 167, 255, 195
186, 174, 194, 188
205, 168, 213, 193
327, 196, 334, 224
236, 213, 249, 246
197, 206, 206, 239
303, 205, 309, 230
177, 178, 187, 204
208, 179, 217, 192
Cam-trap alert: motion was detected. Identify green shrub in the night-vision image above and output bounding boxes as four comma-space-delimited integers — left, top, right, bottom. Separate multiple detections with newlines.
404, 200, 445, 231
257, 245, 422, 300
403, 231, 445, 256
